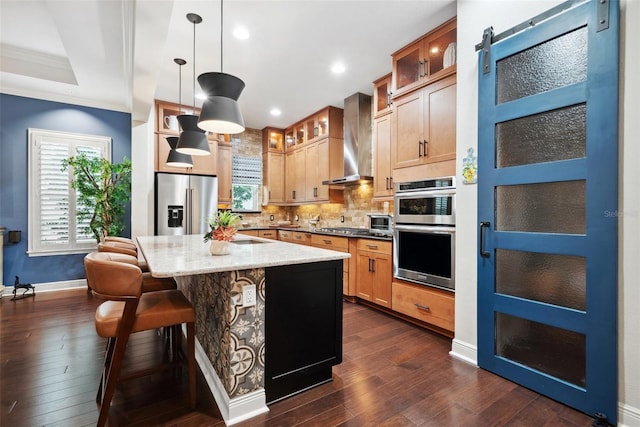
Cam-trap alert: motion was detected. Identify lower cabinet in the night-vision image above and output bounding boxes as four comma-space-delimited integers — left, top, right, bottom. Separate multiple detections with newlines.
391, 280, 454, 333
265, 260, 343, 404
238, 229, 279, 240
355, 239, 392, 308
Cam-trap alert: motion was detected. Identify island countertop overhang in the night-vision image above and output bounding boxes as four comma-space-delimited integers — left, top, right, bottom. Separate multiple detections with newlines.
137, 234, 351, 278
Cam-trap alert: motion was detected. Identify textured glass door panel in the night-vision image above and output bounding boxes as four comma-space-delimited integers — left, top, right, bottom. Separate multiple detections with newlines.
496, 27, 587, 104
496, 249, 586, 310
496, 180, 585, 234
496, 313, 586, 387
496, 104, 586, 168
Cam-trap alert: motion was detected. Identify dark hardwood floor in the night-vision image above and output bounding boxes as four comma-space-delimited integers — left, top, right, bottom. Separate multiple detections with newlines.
1, 288, 593, 426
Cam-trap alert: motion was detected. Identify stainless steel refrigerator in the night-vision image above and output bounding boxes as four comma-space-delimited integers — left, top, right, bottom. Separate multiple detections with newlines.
155, 173, 218, 236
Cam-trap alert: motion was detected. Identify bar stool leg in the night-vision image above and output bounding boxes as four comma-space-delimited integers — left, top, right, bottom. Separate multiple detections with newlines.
187, 321, 196, 410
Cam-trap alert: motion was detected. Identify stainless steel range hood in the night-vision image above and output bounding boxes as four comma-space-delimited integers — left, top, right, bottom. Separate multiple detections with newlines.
322, 92, 373, 185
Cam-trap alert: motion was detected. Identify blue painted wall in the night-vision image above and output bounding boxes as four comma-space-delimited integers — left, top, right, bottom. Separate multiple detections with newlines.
0, 94, 131, 286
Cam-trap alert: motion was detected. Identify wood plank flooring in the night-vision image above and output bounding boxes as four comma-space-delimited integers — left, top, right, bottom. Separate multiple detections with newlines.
1, 288, 593, 426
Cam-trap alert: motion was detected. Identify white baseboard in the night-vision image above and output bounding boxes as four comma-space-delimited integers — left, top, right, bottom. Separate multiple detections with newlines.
1, 279, 87, 297
193, 335, 268, 425
619, 402, 640, 427
449, 338, 478, 366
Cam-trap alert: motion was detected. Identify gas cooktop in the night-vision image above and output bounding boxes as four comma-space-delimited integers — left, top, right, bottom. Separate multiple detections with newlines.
316, 227, 391, 238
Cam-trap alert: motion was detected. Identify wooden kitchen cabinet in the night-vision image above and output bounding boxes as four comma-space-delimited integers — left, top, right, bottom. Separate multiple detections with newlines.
263, 151, 285, 204
285, 147, 306, 203
392, 75, 456, 170
278, 229, 311, 245
391, 280, 454, 334
355, 239, 392, 308
305, 107, 344, 143
262, 127, 285, 204
217, 143, 233, 204
373, 113, 393, 198
155, 131, 218, 175
373, 74, 393, 118
391, 18, 456, 97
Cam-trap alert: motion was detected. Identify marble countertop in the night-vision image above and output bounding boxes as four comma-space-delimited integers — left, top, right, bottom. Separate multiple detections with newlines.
137, 234, 350, 278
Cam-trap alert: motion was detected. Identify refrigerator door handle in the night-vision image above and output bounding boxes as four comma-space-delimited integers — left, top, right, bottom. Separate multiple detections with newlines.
185, 188, 191, 234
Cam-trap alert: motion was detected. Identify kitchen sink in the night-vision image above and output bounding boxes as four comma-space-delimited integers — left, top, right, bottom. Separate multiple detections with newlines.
231, 240, 271, 245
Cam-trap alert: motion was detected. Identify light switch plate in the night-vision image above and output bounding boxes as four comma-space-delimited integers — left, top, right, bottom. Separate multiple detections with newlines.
242, 284, 256, 307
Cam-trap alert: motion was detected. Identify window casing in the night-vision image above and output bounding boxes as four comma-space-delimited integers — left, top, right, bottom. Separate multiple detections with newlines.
28, 129, 111, 256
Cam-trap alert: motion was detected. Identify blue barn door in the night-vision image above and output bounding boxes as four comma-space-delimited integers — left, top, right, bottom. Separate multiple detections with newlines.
477, 0, 619, 423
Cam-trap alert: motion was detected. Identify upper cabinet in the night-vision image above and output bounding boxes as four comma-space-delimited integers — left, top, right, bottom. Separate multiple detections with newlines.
392, 74, 456, 170
373, 74, 393, 118
391, 18, 456, 98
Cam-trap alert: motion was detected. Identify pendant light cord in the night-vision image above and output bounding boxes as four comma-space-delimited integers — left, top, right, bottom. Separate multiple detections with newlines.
220, 0, 224, 73
178, 62, 182, 113
192, 18, 196, 111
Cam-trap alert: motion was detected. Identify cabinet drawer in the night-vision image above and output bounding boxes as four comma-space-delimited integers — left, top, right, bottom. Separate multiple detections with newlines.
278, 230, 293, 241
238, 230, 259, 237
310, 234, 349, 251
356, 239, 392, 254
292, 231, 312, 245
391, 281, 454, 331
258, 230, 278, 240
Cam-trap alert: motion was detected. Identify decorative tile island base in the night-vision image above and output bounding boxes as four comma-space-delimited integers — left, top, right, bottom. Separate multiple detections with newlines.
137, 235, 348, 425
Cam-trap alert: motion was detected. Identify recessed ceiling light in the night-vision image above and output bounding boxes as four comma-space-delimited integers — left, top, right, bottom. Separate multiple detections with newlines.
270, 108, 282, 116
233, 27, 250, 40
331, 63, 346, 74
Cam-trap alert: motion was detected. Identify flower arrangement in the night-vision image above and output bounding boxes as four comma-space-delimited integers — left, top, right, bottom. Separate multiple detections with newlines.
204, 210, 241, 242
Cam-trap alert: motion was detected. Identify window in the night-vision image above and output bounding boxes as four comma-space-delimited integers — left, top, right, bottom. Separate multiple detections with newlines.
232, 155, 262, 212
28, 129, 111, 256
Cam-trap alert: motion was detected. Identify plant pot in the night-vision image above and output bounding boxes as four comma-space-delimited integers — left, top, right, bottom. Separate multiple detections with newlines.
209, 240, 231, 256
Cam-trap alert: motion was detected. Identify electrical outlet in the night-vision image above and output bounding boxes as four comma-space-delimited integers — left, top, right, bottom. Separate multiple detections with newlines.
269, 214, 274, 221
242, 284, 256, 307
340, 215, 345, 223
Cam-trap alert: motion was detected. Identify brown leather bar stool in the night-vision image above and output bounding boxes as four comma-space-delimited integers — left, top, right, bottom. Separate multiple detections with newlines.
84, 251, 196, 427
98, 240, 150, 272
86, 252, 176, 293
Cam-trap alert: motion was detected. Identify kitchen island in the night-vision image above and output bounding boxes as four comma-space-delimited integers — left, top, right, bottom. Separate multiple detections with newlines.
136, 234, 349, 425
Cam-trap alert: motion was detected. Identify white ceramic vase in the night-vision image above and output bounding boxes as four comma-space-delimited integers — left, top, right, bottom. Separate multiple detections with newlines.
209, 240, 230, 256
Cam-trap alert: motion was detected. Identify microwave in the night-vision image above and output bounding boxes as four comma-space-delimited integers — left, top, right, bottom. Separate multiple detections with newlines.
394, 177, 456, 226
367, 214, 393, 236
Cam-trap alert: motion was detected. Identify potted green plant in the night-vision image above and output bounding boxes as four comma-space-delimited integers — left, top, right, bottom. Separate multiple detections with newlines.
204, 210, 241, 255
62, 154, 132, 243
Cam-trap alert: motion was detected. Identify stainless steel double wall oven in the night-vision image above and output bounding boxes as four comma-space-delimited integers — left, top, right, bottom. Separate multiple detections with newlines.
393, 177, 456, 292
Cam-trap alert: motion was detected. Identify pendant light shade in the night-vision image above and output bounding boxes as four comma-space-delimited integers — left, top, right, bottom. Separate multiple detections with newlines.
197, 0, 245, 135
166, 58, 193, 167
166, 136, 194, 168
197, 72, 245, 134
176, 13, 210, 156
176, 115, 210, 155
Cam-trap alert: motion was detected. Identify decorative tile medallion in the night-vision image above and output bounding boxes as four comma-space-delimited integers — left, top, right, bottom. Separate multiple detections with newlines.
177, 268, 266, 398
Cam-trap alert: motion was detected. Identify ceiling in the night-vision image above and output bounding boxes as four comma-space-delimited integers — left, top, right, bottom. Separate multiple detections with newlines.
0, 0, 456, 130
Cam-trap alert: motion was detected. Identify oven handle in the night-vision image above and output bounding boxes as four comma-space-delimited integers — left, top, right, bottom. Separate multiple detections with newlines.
479, 221, 490, 258
394, 224, 455, 234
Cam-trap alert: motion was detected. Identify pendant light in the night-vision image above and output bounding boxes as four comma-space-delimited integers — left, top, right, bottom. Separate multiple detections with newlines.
176, 13, 210, 156
197, 0, 245, 134
166, 58, 194, 168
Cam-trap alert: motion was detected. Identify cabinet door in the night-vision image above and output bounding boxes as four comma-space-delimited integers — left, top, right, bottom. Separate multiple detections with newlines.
393, 90, 424, 169
372, 253, 392, 308
217, 144, 232, 203
305, 142, 319, 201
264, 152, 285, 204
392, 40, 424, 95
285, 150, 296, 202
373, 74, 393, 118
373, 114, 393, 198
424, 76, 456, 163
356, 252, 373, 301
190, 140, 218, 175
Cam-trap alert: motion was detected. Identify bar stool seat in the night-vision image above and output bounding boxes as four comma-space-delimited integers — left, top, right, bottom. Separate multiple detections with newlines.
84, 251, 196, 427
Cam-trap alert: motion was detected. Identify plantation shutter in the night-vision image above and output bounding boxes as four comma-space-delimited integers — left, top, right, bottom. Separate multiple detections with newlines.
28, 129, 111, 256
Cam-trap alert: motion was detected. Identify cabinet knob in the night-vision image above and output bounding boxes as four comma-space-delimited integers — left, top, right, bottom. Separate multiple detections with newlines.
418, 140, 423, 157
423, 140, 428, 156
